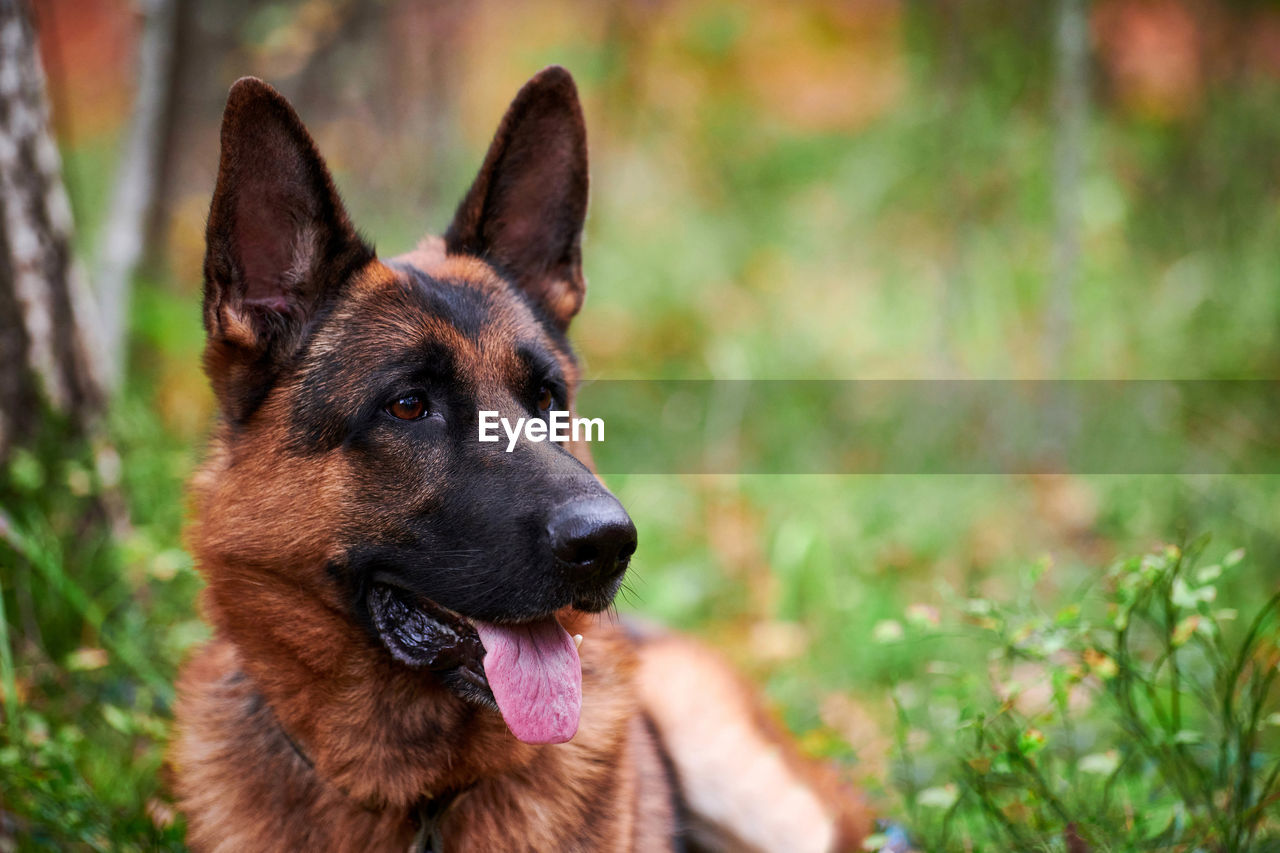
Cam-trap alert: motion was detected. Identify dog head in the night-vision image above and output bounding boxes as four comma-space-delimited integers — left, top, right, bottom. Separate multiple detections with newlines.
198, 67, 634, 744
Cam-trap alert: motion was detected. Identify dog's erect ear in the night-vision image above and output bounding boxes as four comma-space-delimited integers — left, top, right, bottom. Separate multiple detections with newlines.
203, 77, 372, 422
444, 66, 589, 332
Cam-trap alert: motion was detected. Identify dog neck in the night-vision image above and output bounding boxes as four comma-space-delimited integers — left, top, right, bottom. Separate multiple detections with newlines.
175, 587, 646, 850
198, 570, 537, 809
260, 685, 472, 853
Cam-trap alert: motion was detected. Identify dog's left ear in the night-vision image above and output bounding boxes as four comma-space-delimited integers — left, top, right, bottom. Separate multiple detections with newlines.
445, 66, 589, 332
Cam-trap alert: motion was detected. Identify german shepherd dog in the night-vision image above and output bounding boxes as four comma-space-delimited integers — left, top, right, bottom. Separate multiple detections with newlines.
171, 67, 871, 852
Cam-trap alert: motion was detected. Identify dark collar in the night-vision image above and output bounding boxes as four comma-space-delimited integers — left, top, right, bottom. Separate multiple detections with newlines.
411, 792, 464, 853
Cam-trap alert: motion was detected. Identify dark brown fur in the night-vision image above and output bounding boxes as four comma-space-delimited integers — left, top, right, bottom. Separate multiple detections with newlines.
171, 68, 871, 852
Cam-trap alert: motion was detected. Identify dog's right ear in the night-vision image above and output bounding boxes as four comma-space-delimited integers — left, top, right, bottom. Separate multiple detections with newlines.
203, 77, 372, 423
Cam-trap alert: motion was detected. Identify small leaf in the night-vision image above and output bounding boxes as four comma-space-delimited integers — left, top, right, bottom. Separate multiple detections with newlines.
1141, 801, 1181, 835
1018, 727, 1047, 755
1140, 554, 1164, 579
1223, 548, 1245, 568
1171, 578, 1198, 609
150, 548, 192, 581
1171, 615, 1200, 647
1083, 649, 1118, 679
1196, 564, 1222, 584
917, 784, 959, 809
7, 449, 44, 492
904, 603, 940, 628
1010, 623, 1034, 646
1040, 633, 1066, 656
65, 648, 108, 672
1079, 750, 1120, 775
872, 620, 904, 643
101, 705, 132, 734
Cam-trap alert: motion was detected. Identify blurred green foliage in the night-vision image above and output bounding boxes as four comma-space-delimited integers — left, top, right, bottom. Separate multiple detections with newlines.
4, 0, 1280, 848
891, 539, 1280, 851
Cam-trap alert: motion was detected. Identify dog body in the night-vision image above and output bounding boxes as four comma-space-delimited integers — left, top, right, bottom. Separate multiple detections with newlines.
171, 68, 869, 852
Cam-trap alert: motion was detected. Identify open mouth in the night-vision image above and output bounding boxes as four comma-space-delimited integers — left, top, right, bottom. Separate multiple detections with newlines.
366, 583, 583, 744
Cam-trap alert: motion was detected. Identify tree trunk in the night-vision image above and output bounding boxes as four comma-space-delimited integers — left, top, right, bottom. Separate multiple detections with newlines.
0, 0, 104, 461
95, 0, 180, 391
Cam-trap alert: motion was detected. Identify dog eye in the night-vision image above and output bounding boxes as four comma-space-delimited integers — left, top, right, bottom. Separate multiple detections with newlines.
387, 394, 427, 420
536, 385, 554, 413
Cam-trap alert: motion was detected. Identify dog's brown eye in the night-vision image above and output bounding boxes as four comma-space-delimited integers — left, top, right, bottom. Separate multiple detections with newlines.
537, 385, 554, 413
388, 395, 426, 420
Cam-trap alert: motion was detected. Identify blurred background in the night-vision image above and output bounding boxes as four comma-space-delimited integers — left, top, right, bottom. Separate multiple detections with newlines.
2, 0, 1280, 848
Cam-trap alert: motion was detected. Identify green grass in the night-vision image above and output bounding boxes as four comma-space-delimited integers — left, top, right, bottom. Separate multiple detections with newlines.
4, 4, 1280, 848
887, 538, 1280, 851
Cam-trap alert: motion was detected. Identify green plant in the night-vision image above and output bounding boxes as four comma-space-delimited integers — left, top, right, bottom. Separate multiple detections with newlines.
891, 538, 1280, 852
0, 420, 194, 850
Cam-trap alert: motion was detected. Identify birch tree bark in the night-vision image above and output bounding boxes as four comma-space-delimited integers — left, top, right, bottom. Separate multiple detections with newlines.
94, 0, 179, 391
0, 0, 104, 461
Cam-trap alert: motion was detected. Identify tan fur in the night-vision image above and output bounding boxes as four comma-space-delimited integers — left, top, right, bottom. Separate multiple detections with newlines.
635, 632, 872, 852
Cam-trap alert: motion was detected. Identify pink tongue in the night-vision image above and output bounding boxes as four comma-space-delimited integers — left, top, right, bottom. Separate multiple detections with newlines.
473, 617, 581, 744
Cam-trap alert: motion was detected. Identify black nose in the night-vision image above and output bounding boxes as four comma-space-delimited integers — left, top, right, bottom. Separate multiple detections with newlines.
547, 497, 637, 580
